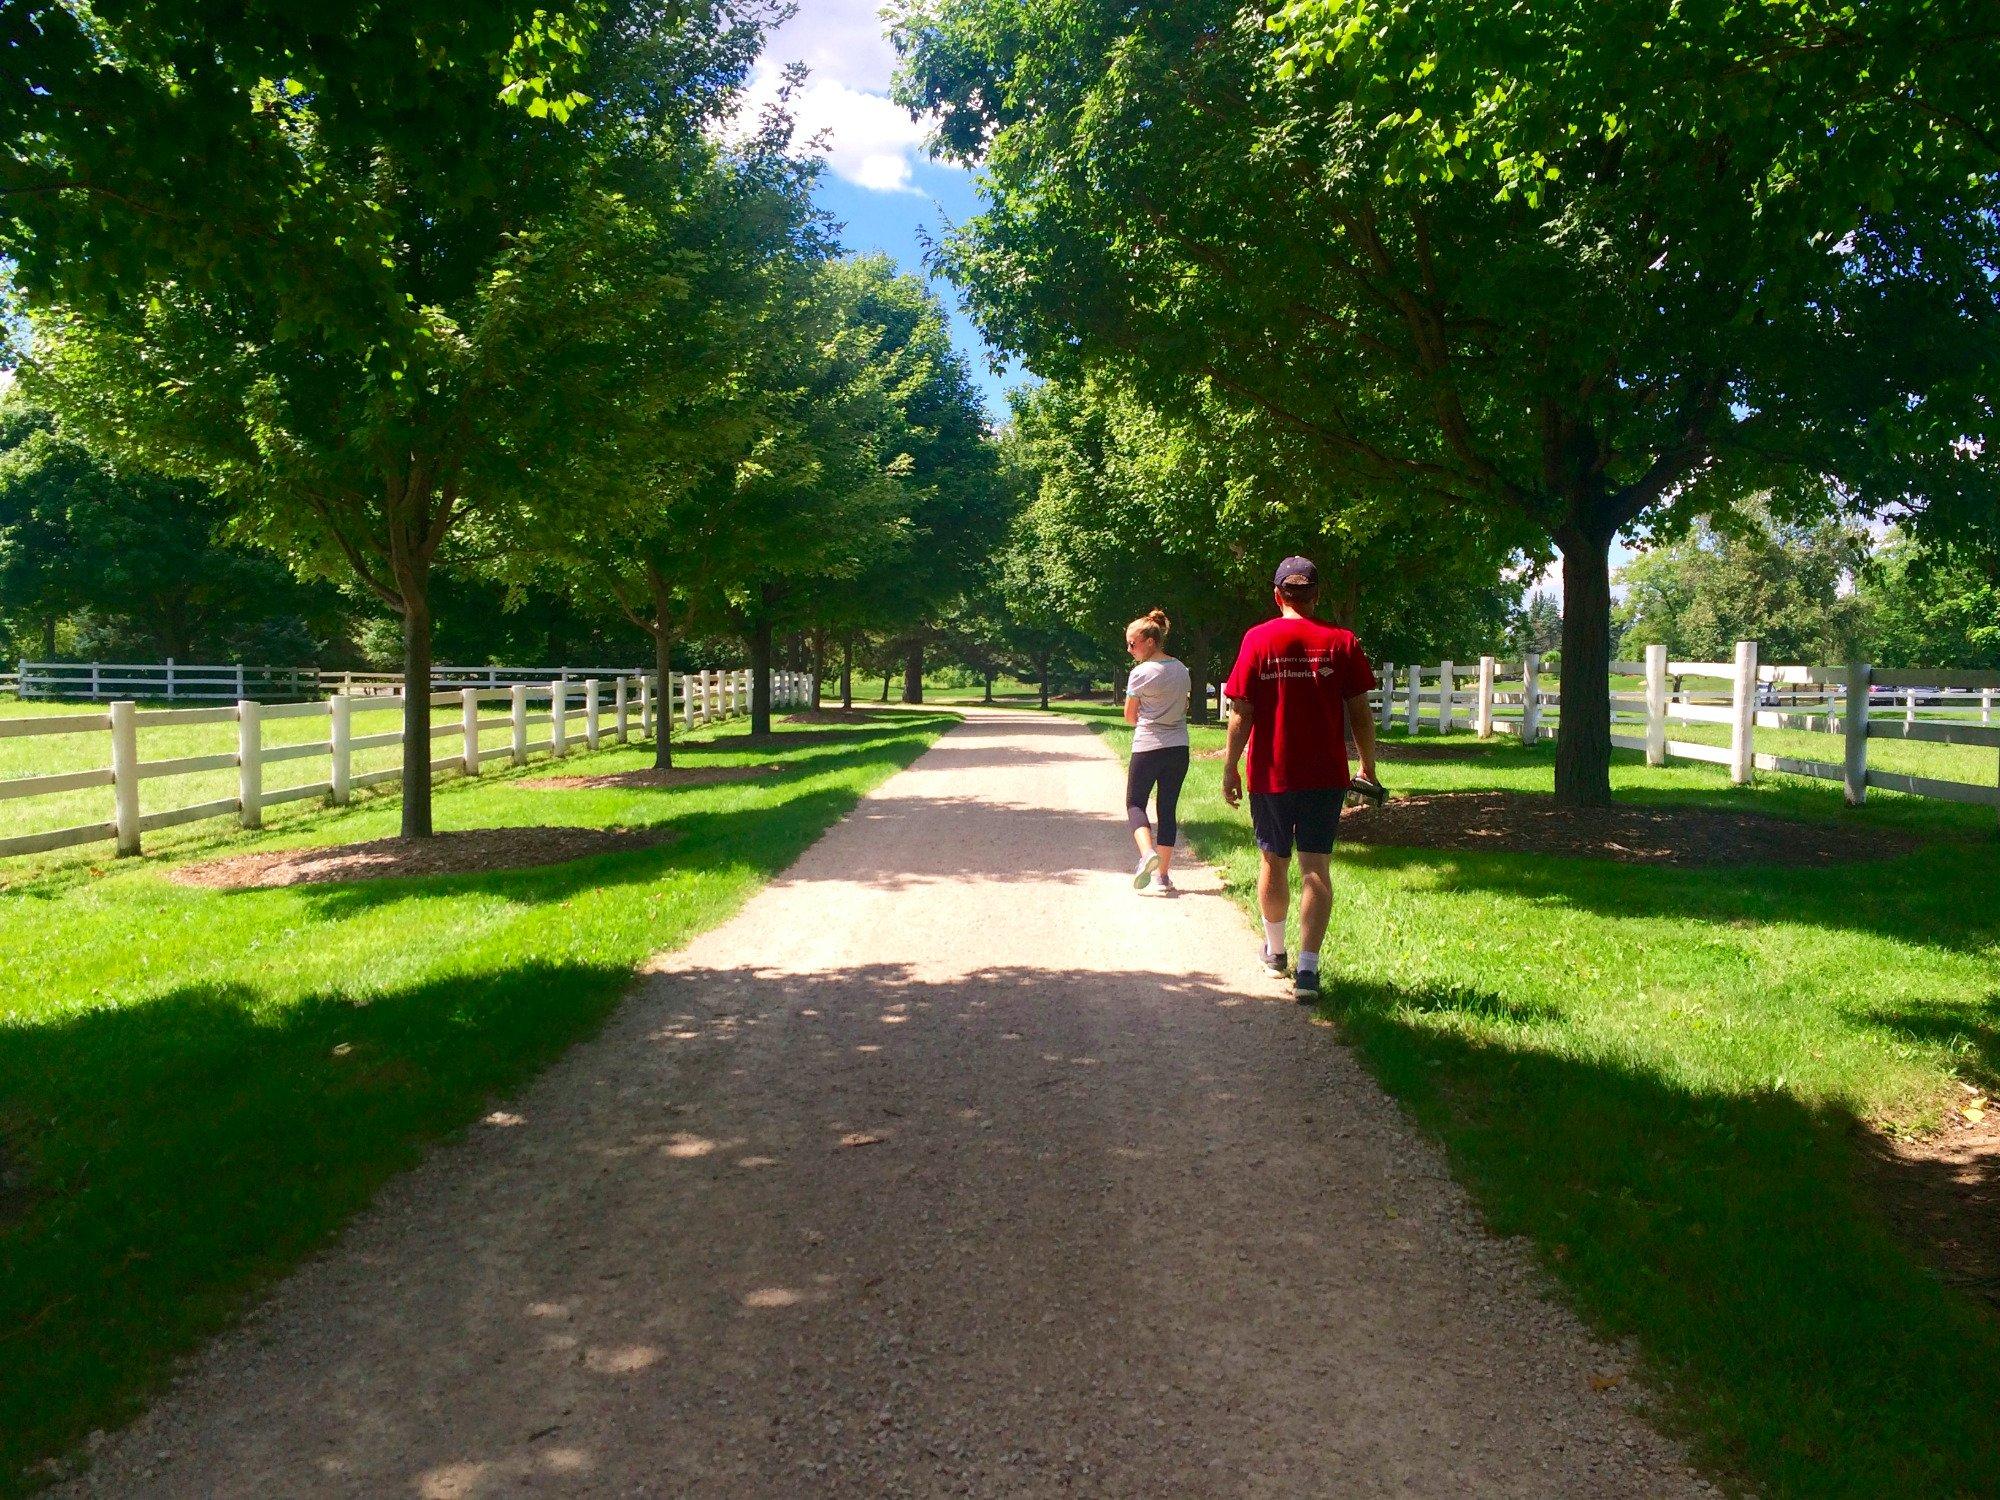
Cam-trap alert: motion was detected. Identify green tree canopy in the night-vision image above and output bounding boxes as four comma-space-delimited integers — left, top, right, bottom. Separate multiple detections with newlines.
1613, 506, 1873, 666
0, 392, 350, 662
895, 0, 2000, 803
22, 0, 773, 833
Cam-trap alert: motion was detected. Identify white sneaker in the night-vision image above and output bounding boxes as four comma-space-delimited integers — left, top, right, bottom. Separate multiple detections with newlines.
1133, 851, 1160, 889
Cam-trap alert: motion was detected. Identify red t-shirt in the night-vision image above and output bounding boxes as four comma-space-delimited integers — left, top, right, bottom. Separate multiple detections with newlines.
1223, 615, 1376, 793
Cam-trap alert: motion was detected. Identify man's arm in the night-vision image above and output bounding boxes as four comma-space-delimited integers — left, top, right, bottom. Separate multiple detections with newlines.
1346, 693, 1378, 782
1221, 702, 1253, 807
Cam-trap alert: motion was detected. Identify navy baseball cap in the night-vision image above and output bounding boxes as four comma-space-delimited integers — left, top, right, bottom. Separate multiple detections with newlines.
1274, 556, 1318, 589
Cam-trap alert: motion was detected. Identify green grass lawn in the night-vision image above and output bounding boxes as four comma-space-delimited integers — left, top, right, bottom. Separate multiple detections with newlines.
0, 706, 954, 1493
1062, 702, 2000, 1500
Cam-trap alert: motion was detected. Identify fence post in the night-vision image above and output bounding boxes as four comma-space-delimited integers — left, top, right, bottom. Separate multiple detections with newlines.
1476, 656, 1496, 739
1983, 687, 1993, 726
109, 700, 141, 855
615, 676, 629, 743
234, 662, 245, 699
237, 699, 263, 829
91, 662, 102, 699
551, 682, 568, 758
165, 658, 176, 702
461, 688, 479, 776
1405, 664, 1422, 734
1843, 663, 1870, 806
1523, 653, 1542, 745
1730, 639, 1758, 785
584, 678, 601, 751
510, 683, 528, 766
1904, 687, 1916, 729
1439, 660, 1456, 734
1645, 644, 1668, 767
330, 693, 352, 803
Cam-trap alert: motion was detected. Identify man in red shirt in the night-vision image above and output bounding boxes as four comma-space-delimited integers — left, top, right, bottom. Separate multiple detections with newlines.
1222, 556, 1379, 1002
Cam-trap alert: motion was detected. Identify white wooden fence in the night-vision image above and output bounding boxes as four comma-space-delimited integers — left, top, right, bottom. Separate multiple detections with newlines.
1354, 646, 2000, 824
0, 667, 812, 861
14, 659, 676, 703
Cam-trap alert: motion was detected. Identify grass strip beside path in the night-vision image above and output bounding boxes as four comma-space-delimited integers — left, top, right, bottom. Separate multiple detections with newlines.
0, 709, 954, 1493
1061, 702, 2000, 1500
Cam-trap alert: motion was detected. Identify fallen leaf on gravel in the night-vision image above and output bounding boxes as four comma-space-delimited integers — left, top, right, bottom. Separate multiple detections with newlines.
1589, 1373, 1625, 1392
838, 1132, 886, 1148
1963, 1100, 1987, 1124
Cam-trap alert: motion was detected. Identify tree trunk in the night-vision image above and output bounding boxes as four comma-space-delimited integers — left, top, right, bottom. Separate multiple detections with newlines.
1038, 653, 1051, 710
840, 635, 854, 710
644, 564, 676, 770
1185, 624, 1212, 724
651, 623, 674, 770
41, 615, 55, 658
400, 596, 434, 838
880, 668, 891, 703
1552, 526, 1613, 808
983, 671, 994, 703
902, 641, 923, 705
749, 617, 773, 738
809, 628, 826, 709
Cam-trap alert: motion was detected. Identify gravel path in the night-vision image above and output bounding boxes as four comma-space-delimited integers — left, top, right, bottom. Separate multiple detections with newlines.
69, 708, 1704, 1497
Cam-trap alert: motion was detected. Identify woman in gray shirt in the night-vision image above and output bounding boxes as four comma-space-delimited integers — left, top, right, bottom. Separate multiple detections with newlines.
1123, 608, 1191, 892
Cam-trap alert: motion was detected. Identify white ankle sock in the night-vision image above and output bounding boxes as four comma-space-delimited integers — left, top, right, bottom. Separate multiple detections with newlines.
1298, 950, 1321, 973
1263, 919, 1287, 952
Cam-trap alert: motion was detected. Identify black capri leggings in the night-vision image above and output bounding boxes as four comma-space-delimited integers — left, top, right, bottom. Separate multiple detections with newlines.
1126, 745, 1191, 848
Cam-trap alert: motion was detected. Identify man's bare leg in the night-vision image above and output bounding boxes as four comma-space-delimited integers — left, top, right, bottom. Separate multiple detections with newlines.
1297, 852, 1333, 956
1258, 850, 1290, 924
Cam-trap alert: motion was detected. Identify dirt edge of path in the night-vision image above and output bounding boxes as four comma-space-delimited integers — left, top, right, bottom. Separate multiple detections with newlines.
169, 827, 675, 889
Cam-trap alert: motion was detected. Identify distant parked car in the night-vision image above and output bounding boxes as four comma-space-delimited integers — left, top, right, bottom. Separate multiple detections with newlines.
1870, 685, 1943, 706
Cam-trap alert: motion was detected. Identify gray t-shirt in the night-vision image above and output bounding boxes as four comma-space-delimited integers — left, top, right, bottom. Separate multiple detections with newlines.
1126, 656, 1191, 752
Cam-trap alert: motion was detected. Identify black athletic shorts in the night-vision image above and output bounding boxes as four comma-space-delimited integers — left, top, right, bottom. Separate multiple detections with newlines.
1249, 788, 1344, 858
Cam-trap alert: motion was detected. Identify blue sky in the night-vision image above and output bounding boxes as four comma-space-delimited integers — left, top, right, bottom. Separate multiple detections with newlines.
748, 2, 1024, 420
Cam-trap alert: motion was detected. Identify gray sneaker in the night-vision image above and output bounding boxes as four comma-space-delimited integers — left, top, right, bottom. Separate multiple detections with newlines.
1261, 945, 1289, 977
1293, 967, 1322, 1004
1133, 851, 1161, 890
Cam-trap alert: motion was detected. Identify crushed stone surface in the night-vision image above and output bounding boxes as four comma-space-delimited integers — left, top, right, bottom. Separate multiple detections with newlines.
74, 708, 1705, 1497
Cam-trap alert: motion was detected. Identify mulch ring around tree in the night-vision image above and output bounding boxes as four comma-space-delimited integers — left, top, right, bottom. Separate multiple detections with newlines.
1337, 791, 1919, 868
1865, 1102, 2000, 1312
783, 709, 879, 725
517, 764, 782, 792
168, 827, 675, 890
1373, 741, 1498, 763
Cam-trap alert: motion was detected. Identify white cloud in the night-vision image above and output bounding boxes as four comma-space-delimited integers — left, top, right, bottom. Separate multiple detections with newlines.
763, 0, 902, 93
732, 3, 952, 195
741, 62, 933, 194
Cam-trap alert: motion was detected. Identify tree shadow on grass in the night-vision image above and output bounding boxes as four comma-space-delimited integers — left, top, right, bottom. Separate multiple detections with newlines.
0, 960, 629, 1492
1335, 835, 2000, 954
1323, 975, 2000, 1500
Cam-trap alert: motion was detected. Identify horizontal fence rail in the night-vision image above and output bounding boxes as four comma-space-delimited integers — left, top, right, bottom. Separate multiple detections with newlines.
0, 667, 815, 861
11, 660, 724, 703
